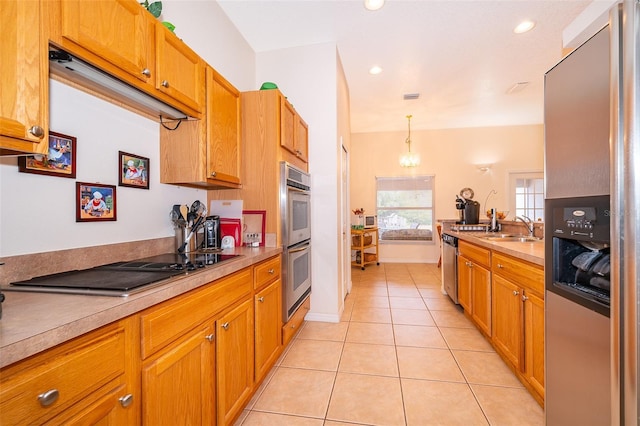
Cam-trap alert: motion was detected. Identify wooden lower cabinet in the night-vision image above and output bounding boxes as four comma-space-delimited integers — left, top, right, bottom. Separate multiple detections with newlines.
1, 255, 287, 425
524, 290, 545, 398
457, 241, 492, 336
141, 323, 215, 425
0, 317, 139, 426
255, 279, 282, 384
216, 299, 254, 426
491, 251, 545, 405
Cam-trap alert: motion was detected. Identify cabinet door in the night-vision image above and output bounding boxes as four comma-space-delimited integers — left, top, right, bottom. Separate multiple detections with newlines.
60, 0, 153, 83
0, 0, 48, 153
255, 279, 282, 383
492, 275, 522, 368
156, 24, 204, 114
457, 255, 472, 312
142, 324, 215, 426
295, 115, 309, 163
280, 96, 296, 154
217, 299, 254, 425
206, 67, 241, 185
471, 264, 492, 336
524, 290, 545, 398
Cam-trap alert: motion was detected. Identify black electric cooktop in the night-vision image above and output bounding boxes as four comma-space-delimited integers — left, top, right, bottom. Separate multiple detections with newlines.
9, 253, 241, 296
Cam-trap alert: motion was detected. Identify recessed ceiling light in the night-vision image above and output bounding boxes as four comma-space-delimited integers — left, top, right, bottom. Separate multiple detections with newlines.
364, 0, 384, 11
369, 65, 383, 75
514, 20, 536, 34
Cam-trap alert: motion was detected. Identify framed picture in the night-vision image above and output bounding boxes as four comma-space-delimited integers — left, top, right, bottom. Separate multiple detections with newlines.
18, 131, 77, 178
242, 210, 266, 246
118, 151, 149, 189
76, 182, 117, 222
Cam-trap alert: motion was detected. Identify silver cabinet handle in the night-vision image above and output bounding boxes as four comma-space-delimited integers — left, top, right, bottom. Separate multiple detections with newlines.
258, 297, 265, 303
28, 125, 44, 138
513, 290, 520, 296
497, 263, 504, 268
221, 322, 229, 330
268, 268, 275, 274
522, 295, 529, 301
210, 171, 217, 178
119, 394, 133, 408
205, 333, 215, 342
161, 80, 170, 88
38, 389, 59, 407
141, 68, 151, 77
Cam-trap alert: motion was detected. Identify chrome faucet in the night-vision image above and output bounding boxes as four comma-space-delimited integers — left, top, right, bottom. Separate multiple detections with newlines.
515, 215, 535, 237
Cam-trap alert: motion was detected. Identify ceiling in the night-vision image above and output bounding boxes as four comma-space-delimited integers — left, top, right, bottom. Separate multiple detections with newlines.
217, 0, 592, 133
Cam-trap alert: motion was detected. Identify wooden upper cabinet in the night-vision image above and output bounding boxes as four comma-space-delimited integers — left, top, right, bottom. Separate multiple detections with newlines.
155, 23, 205, 114
59, 0, 154, 84
279, 95, 308, 163
0, 0, 48, 154
296, 115, 309, 163
280, 97, 296, 154
206, 67, 241, 185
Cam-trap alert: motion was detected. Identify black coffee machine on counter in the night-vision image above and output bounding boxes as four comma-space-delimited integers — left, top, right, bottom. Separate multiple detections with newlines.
455, 194, 480, 224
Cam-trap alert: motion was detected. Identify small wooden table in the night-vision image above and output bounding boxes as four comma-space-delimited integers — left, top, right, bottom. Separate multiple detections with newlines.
351, 227, 380, 270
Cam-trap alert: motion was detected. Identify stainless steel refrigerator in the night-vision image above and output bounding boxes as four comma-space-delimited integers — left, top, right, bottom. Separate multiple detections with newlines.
544, 1, 640, 424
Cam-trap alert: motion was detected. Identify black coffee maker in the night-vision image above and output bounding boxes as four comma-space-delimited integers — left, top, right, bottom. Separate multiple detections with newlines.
455, 196, 480, 224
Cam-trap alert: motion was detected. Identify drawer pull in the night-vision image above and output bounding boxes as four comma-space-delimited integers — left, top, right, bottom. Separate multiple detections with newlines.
258, 296, 265, 303
141, 68, 151, 77
28, 125, 44, 138
161, 80, 170, 88
221, 322, 229, 330
513, 290, 520, 296
119, 394, 133, 408
205, 333, 215, 342
37, 389, 59, 407
497, 263, 504, 269
268, 268, 275, 274
522, 295, 529, 301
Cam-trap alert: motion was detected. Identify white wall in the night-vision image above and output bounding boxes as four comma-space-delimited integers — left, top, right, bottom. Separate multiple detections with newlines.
0, 2, 255, 257
350, 124, 544, 263
255, 42, 343, 322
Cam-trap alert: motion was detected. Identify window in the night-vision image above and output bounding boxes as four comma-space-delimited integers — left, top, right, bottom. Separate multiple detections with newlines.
376, 176, 434, 242
509, 172, 544, 222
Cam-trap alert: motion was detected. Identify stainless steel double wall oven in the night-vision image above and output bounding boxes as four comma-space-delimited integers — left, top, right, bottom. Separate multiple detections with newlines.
280, 162, 311, 322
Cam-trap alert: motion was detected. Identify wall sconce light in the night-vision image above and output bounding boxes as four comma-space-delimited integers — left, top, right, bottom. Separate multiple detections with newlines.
400, 115, 420, 168
477, 164, 492, 172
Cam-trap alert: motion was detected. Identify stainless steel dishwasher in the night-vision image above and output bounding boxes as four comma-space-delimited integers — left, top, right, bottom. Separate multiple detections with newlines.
441, 233, 458, 304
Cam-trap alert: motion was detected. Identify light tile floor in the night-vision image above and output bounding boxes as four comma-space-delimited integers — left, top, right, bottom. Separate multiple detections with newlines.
236, 263, 544, 426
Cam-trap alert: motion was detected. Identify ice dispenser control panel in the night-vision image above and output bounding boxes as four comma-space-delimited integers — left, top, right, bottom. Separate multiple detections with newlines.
552, 204, 609, 242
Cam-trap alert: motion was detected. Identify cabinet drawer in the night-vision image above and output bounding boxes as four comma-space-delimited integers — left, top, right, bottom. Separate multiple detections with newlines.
282, 295, 310, 346
459, 241, 491, 268
141, 268, 252, 359
0, 323, 127, 425
254, 255, 281, 290
492, 252, 544, 295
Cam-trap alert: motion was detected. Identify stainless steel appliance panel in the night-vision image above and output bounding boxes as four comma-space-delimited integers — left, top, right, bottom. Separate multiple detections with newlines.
610, 2, 640, 423
544, 26, 610, 199
283, 241, 311, 321
546, 291, 611, 425
441, 233, 458, 304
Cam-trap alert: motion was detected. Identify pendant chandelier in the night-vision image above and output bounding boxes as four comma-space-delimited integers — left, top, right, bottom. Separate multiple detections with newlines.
399, 114, 420, 167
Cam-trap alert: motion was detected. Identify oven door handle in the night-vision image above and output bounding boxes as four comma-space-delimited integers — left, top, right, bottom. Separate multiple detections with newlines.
287, 185, 310, 194
288, 245, 309, 254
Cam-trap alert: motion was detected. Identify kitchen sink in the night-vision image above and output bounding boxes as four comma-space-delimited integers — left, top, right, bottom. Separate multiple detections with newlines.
478, 234, 542, 243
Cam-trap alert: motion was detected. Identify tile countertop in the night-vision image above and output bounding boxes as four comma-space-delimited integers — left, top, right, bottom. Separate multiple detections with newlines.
0, 246, 282, 369
444, 231, 544, 266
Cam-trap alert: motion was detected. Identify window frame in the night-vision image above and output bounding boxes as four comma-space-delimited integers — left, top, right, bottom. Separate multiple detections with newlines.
509, 171, 544, 222
375, 175, 435, 245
